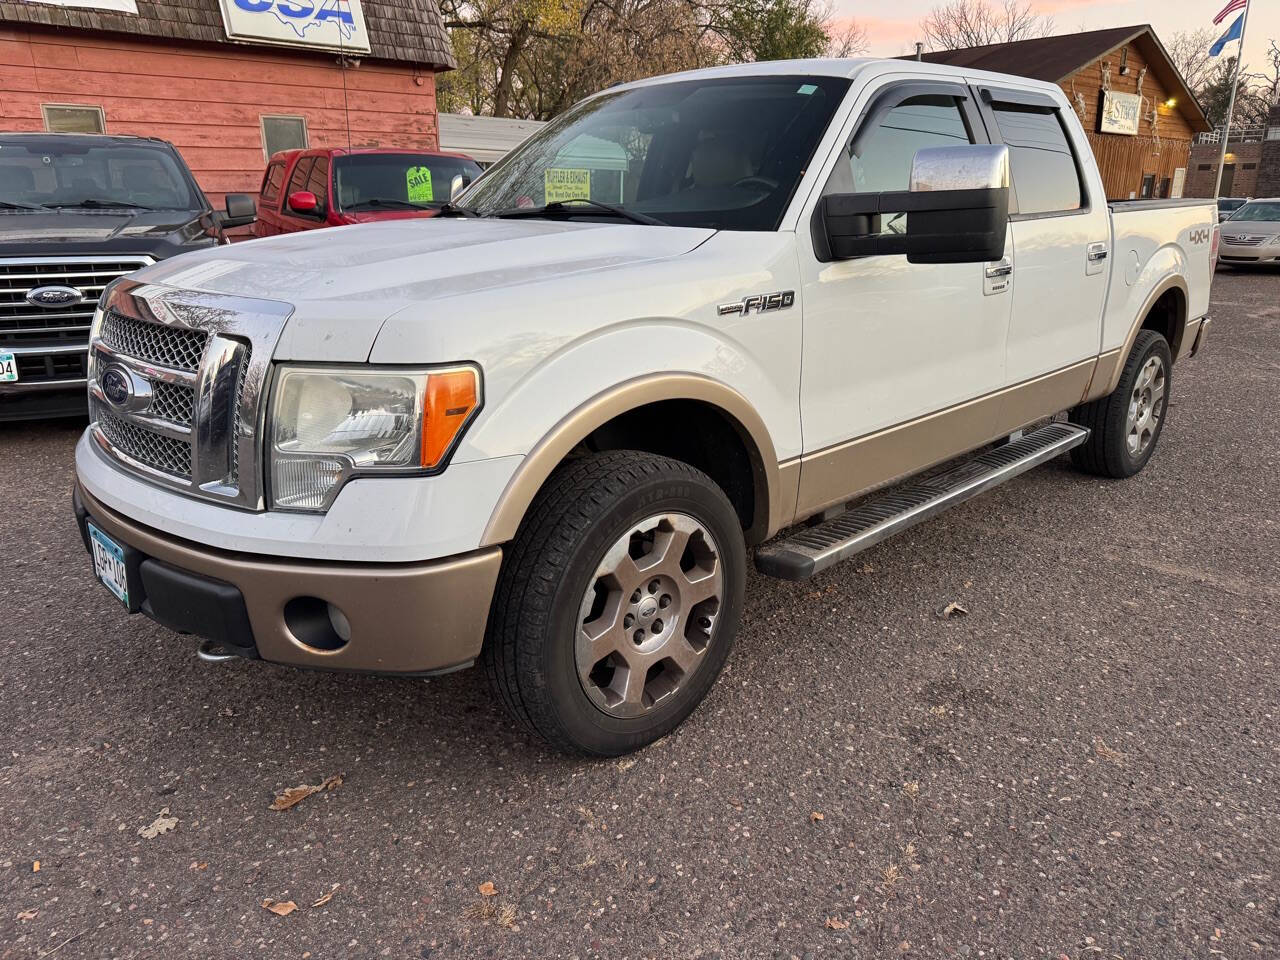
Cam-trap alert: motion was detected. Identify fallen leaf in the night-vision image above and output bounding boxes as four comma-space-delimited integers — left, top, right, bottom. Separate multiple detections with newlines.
311, 884, 340, 908
810, 811, 824, 822
17, 909, 38, 921
938, 601, 969, 619
138, 808, 178, 839
261, 898, 298, 917
825, 916, 849, 929
270, 774, 343, 811
31, 861, 40, 873
1094, 739, 1126, 765
190, 861, 208, 871
477, 881, 497, 897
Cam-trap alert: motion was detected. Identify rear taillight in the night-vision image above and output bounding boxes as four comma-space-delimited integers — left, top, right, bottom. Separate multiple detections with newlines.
1211, 224, 1220, 271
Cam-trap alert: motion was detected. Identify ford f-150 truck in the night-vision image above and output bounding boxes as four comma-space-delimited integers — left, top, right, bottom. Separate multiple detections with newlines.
1, 133, 256, 420
72, 58, 1215, 755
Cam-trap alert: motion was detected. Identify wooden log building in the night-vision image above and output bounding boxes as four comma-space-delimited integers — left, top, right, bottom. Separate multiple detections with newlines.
0, 0, 454, 210
919, 25, 1211, 200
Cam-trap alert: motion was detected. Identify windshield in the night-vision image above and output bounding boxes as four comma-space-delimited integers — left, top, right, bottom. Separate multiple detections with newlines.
0, 137, 199, 210
333, 153, 483, 211
460, 75, 851, 230
1226, 201, 1280, 222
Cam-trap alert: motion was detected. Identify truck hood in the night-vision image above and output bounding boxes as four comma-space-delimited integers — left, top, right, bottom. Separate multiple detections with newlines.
138, 218, 714, 361
0, 209, 214, 259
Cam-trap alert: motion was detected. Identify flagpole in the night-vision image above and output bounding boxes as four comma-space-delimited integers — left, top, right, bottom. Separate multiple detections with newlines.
1214, 0, 1254, 197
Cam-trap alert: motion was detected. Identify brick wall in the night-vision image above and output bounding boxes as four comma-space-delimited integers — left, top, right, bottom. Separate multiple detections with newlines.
1, 23, 439, 210
1185, 142, 1262, 198
1256, 105, 1280, 198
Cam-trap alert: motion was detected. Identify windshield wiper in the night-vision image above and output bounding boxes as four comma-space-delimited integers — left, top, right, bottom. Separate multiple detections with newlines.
45, 198, 150, 210
345, 197, 429, 211
0, 199, 50, 211
436, 201, 481, 218
494, 198, 665, 226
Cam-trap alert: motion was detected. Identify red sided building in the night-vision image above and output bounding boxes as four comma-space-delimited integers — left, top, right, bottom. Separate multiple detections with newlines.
0, 0, 455, 210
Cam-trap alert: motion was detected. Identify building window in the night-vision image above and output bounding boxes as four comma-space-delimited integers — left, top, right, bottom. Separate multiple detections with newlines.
1243, 162, 1257, 170
261, 115, 308, 160
42, 104, 105, 134
1197, 163, 1212, 171
1139, 174, 1155, 199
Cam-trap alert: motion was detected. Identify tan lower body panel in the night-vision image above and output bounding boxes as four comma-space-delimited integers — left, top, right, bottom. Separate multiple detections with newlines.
77, 484, 502, 674
795, 359, 1096, 520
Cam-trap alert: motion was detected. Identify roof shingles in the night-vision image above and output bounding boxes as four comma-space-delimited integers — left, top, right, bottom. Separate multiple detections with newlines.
1, 0, 455, 69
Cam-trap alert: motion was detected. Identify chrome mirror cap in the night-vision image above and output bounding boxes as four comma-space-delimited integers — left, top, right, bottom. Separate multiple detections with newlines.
910, 144, 1011, 193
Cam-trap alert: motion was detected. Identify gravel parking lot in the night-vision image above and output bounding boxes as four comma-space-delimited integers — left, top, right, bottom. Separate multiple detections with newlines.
2, 269, 1278, 959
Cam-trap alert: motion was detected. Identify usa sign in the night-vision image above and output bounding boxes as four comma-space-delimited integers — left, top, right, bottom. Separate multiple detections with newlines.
219, 0, 371, 54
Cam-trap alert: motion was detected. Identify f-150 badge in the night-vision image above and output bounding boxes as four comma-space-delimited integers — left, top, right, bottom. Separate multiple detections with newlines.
717, 290, 795, 317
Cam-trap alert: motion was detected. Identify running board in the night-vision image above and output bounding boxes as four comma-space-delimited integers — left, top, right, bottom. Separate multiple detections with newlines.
756, 422, 1089, 581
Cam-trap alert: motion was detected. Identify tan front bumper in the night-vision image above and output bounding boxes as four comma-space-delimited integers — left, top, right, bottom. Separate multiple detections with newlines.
77, 484, 503, 674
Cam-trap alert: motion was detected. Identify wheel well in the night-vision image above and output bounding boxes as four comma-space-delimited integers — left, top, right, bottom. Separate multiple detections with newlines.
1141, 286, 1187, 359
582, 399, 764, 540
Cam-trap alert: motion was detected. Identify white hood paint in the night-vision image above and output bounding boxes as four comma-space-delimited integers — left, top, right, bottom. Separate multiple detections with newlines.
134, 218, 714, 361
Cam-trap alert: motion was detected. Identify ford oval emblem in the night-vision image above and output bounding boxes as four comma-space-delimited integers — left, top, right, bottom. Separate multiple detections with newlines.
26, 285, 85, 309
100, 366, 133, 408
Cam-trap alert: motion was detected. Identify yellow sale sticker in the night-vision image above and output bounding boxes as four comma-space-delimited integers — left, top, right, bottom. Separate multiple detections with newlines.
544, 168, 590, 203
406, 166, 434, 203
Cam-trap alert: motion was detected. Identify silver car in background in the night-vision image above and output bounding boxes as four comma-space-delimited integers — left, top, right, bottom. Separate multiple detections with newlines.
1217, 199, 1280, 267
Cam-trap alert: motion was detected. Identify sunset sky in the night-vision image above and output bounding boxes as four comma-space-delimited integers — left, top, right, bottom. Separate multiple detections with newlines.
844, 0, 1280, 77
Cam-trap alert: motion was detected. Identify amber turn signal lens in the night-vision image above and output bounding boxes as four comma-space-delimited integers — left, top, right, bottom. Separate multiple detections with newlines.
421, 369, 478, 468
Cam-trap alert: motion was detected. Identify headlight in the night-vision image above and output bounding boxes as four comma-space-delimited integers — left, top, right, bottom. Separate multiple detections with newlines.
269, 364, 481, 511
1268, 234, 1280, 245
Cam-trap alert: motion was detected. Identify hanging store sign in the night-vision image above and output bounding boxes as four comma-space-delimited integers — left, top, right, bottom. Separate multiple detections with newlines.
1098, 91, 1141, 135
219, 0, 371, 54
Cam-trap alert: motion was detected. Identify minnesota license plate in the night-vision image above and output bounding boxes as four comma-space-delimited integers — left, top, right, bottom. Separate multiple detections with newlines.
0, 351, 16, 383
88, 521, 130, 607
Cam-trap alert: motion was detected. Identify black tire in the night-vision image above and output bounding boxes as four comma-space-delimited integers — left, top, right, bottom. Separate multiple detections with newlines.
482, 450, 746, 756
1069, 329, 1173, 478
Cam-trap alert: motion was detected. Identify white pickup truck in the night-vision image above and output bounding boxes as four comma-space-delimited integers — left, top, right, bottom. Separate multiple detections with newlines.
73, 58, 1215, 755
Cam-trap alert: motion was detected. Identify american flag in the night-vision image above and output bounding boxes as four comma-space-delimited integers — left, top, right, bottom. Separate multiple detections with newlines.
1214, 0, 1246, 25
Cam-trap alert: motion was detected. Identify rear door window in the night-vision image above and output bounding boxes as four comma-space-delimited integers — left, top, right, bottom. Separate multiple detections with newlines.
261, 161, 285, 207
988, 102, 1082, 215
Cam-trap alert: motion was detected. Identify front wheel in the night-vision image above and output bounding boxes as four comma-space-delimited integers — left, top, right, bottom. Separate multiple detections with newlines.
1069, 329, 1172, 478
482, 451, 746, 755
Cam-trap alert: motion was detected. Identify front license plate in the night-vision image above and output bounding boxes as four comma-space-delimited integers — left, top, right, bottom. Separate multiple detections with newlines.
88, 521, 130, 607
0, 351, 16, 382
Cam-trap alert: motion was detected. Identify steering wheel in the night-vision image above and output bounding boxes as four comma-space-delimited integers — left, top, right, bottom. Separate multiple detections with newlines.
731, 175, 778, 192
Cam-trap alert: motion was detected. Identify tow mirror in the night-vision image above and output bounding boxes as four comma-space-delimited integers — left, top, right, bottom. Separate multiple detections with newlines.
450, 173, 472, 200
287, 190, 320, 215
813, 144, 1010, 264
221, 193, 257, 228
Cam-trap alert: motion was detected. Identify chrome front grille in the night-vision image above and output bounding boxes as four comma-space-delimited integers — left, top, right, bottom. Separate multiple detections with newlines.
99, 411, 192, 478
1222, 234, 1266, 246
88, 279, 291, 510
1, 257, 153, 386
100, 310, 208, 371
149, 379, 196, 426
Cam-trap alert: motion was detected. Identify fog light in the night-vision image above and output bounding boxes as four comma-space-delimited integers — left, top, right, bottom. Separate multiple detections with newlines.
283, 596, 350, 651
327, 603, 352, 643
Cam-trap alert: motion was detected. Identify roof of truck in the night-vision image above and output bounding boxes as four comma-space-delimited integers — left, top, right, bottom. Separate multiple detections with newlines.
607, 56, 1066, 94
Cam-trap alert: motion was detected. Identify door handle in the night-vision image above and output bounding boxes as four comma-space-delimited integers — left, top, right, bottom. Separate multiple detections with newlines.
1086, 243, 1109, 262
985, 260, 1012, 278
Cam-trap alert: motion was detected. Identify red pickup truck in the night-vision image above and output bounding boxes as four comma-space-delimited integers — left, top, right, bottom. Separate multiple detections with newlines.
253, 147, 483, 237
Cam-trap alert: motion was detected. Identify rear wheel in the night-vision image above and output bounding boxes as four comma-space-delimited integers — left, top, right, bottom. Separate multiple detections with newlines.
1069, 329, 1172, 478
482, 450, 746, 755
